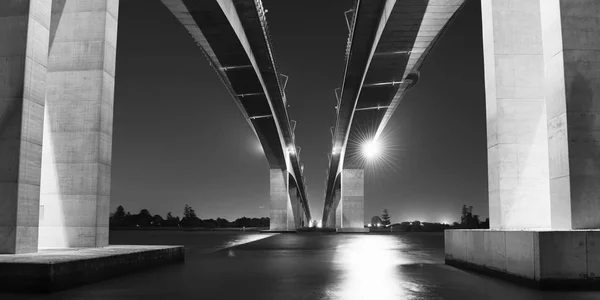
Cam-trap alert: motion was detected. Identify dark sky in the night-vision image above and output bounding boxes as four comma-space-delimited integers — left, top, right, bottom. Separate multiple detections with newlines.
111, 0, 488, 223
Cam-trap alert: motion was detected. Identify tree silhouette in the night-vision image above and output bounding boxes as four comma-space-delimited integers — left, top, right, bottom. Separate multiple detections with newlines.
183, 204, 197, 219
381, 209, 391, 226
114, 205, 126, 220
460, 204, 482, 229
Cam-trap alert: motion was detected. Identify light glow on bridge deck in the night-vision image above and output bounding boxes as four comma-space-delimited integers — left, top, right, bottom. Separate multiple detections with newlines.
345, 123, 401, 174
361, 139, 382, 160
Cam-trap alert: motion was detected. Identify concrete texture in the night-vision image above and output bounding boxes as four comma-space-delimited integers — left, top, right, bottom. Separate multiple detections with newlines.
0, 245, 184, 292
39, 0, 119, 248
0, 0, 51, 254
338, 169, 364, 230
269, 168, 292, 231
540, 0, 600, 229
446, 229, 600, 288
482, 0, 553, 229
287, 176, 300, 229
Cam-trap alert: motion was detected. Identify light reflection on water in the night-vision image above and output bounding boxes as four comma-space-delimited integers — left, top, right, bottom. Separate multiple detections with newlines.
218, 233, 276, 251
330, 235, 420, 300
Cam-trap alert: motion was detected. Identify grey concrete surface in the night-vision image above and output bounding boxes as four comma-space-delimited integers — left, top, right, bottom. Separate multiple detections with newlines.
0, 0, 51, 254
482, 0, 552, 229
38, 0, 119, 248
0, 245, 184, 292
446, 229, 600, 288
339, 169, 364, 229
540, 0, 600, 229
269, 168, 291, 231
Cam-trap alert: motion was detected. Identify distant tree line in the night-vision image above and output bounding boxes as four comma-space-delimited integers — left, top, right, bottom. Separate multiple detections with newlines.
369, 205, 490, 232
109, 204, 270, 229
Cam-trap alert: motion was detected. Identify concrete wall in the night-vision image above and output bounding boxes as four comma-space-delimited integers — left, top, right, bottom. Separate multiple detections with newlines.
339, 169, 364, 229
269, 168, 290, 231
541, 0, 600, 229
481, 0, 600, 230
335, 193, 342, 228
482, 0, 553, 229
0, 0, 51, 254
39, 0, 119, 248
446, 229, 600, 282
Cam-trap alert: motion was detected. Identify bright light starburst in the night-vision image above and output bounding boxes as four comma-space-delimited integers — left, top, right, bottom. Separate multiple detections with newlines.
344, 118, 402, 174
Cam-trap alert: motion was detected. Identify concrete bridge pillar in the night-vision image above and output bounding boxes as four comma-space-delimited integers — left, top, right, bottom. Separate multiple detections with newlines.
334, 189, 342, 229
0, 0, 51, 254
269, 168, 295, 231
541, 0, 600, 229
483, 0, 553, 229
336, 169, 367, 232
38, 0, 119, 248
324, 193, 337, 229
446, 0, 600, 285
286, 176, 298, 230
483, 0, 600, 230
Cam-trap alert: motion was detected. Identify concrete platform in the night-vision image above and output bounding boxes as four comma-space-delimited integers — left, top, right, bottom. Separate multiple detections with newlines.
336, 228, 370, 233
0, 245, 185, 293
445, 229, 600, 289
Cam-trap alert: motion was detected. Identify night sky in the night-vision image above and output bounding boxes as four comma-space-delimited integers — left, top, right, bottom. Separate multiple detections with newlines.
110, 0, 488, 223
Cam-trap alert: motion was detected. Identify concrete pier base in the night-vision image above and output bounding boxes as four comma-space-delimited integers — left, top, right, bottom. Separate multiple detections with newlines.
445, 229, 600, 289
0, 245, 184, 293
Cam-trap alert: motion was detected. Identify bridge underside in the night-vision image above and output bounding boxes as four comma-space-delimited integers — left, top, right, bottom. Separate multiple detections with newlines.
162, 0, 311, 231
323, 0, 466, 230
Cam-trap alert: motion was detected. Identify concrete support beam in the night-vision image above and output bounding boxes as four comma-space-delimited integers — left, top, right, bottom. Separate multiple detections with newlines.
324, 194, 337, 228
0, 0, 51, 254
39, 0, 119, 248
484, 0, 600, 230
269, 168, 293, 231
482, 0, 553, 229
446, 1, 600, 288
541, 0, 600, 229
286, 176, 297, 230
336, 169, 366, 232
335, 190, 342, 229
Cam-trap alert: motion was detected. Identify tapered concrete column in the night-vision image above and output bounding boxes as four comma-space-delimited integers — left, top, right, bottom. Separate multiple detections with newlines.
324, 195, 336, 228
0, 0, 51, 254
335, 190, 342, 228
39, 0, 119, 248
541, 0, 600, 229
286, 177, 297, 230
269, 168, 291, 231
338, 169, 364, 230
482, 0, 553, 229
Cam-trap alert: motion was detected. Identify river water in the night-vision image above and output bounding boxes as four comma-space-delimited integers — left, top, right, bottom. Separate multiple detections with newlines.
4, 231, 600, 299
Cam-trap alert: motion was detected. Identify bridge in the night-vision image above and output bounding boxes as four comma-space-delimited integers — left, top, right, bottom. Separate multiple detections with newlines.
321, 0, 466, 231
1, 0, 308, 255
2, 0, 600, 292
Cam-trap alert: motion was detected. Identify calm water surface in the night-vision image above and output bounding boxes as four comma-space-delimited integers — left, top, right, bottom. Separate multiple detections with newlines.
4, 231, 600, 300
